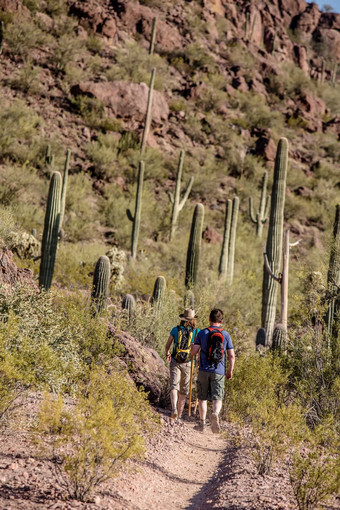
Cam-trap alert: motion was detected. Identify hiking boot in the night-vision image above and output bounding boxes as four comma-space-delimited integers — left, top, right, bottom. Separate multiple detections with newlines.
211, 412, 220, 434
171, 409, 178, 420
195, 420, 206, 432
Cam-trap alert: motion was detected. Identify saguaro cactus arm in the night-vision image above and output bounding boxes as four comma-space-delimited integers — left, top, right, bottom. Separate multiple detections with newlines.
248, 172, 270, 236
249, 197, 257, 224
59, 149, 71, 230
219, 199, 232, 279
169, 151, 194, 241
179, 177, 194, 212
185, 203, 204, 288
149, 17, 157, 55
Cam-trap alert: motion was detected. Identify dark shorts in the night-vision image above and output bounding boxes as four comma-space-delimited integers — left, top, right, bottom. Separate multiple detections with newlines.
197, 370, 225, 401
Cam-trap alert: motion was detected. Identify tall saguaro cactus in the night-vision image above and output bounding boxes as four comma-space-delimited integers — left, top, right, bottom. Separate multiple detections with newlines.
140, 68, 156, 156
39, 171, 62, 291
127, 161, 144, 259
59, 149, 71, 231
168, 151, 194, 241
149, 17, 157, 55
227, 196, 239, 285
261, 137, 288, 345
91, 255, 111, 314
185, 204, 204, 289
249, 171, 270, 238
218, 199, 232, 281
326, 204, 340, 340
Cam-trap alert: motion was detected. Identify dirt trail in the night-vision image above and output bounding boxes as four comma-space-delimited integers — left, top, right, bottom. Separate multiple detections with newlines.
114, 417, 227, 510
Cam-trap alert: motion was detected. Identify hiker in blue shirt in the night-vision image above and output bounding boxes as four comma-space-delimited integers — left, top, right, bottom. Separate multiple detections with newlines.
191, 308, 235, 433
165, 308, 200, 420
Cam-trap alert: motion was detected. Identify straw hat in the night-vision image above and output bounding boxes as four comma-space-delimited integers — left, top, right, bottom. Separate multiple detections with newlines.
179, 308, 198, 320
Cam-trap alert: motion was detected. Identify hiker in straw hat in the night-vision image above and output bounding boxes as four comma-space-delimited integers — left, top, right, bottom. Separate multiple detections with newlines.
165, 309, 200, 420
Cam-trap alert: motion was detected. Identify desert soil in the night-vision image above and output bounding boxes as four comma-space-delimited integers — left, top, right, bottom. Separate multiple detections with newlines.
0, 397, 339, 509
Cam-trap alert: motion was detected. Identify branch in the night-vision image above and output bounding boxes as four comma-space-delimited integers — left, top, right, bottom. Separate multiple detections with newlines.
263, 246, 281, 282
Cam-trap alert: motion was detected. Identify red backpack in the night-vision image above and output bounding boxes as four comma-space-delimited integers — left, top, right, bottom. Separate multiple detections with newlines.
206, 327, 224, 368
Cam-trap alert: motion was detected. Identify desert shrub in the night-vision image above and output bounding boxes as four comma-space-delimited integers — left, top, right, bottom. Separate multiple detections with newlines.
230, 91, 284, 131
0, 286, 83, 394
224, 352, 306, 473
63, 173, 101, 241
289, 418, 340, 510
5, 19, 52, 57
49, 33, 83, 73
319, 83, 340, 116
0, 206, 18, 247
9, 59, 42, 94
0, 101, 43, 164
43, 0, 67, 16
36, 366, 158, 501
106, 42, 169, 90
278, 62, 315, 97
85, 134, 119, 179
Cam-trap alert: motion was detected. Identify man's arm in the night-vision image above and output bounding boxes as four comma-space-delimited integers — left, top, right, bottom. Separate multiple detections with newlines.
191, 343, 200, 357
226, 349, 235, 380
165, 335, 174, 363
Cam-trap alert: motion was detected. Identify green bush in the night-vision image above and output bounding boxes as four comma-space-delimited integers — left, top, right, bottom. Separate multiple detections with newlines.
36, 366, 159, 501
9, 59, 42, 95
5, 19, 52, 57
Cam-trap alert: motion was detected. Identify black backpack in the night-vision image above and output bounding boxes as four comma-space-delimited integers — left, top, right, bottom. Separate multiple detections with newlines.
174, 326, 195, 363
206, 327, 224, 367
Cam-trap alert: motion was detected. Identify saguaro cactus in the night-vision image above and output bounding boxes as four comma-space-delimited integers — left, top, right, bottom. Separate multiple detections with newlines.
218, 199, 232, 281
261, 138, 288, 345
122, 294, 136, 323
91, 255, 110, 313
152, 276, 166, 308
59, 149, 71, 231
140, 68, 156, 156
185, 204, 204, 289
149, 17, 157, 55
218, 197, 239, 285
326, 204, 340, 340
249, 171, 270, 238
39, 171, 62, 290
127, 161, 144, 259
168, 151, 194, 241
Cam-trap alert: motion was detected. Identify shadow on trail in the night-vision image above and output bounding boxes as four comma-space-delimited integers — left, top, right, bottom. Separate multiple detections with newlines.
141, 459, 202, 485
186, 446, 243, 510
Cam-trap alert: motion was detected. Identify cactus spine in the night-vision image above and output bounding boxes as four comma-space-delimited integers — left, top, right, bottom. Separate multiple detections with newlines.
185, 204, 204, 289
168, 150, 194, 241
91, 255, 110, 314
39, 171, 61, 290
59, 149, 71, 231
227, 196, 239, 285
122, 294, 136, 323
326, 204, 340, 340
249, 171, 270, 238
218, 199, 232, 280
261, 138, 288, 345
152, 276, 166, 308
149, 17, 157, 55
140, 68, 156, 156
127, 161, 144, 259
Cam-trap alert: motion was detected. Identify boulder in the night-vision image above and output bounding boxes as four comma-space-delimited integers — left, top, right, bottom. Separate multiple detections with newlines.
291, 3, 321, 34
318, 12, 340, 30
294, 91, 326, 132
202, 225, 222, 244
136, 15, 182, 52
71, 81, 169, 124
253, 132, 277, 161
323, 116, 340, 138
68, 0, 106, 32
293, 45, 309, 76
0, 249, 36, 287
111, 0, 141, 32
109, 326, 169, 405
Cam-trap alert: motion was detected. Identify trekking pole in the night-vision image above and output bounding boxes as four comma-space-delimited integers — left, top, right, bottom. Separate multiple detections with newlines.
188, 355, 194, 416
193, 358, 199, 415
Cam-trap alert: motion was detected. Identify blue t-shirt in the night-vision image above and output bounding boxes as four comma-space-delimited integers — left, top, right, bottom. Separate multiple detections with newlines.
170, 325, 200, 359
194, 326, 233, 375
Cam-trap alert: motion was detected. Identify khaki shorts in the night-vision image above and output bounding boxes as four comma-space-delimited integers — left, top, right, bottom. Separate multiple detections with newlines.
197, 370, 225, 401
170, 358, 191, 396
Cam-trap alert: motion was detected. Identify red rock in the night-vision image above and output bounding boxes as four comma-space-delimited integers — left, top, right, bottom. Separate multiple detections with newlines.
202, 225, 222, 244
291, 3, 321, 34
71, 81, 169, 124
293, 45, 309, 76
100, 17, 116, 38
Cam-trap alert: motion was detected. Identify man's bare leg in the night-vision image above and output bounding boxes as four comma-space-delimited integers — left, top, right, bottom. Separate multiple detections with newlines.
170, 389, 178, 418
177, 393, 186, 418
